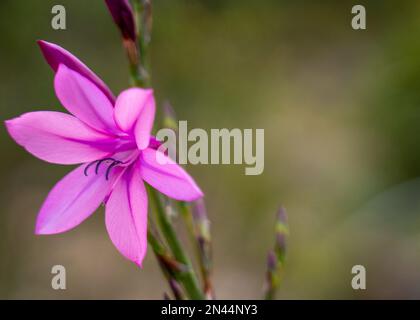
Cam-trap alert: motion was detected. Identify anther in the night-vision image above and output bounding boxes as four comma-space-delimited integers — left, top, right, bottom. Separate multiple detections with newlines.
84, 160, 99, 176
105, 160, 122, 180
95, 157, 115, 174
84, 157, 122, 177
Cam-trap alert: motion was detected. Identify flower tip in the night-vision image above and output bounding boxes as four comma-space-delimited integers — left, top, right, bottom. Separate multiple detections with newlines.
36, 39, 48, 49
190, 181, 205, 201
130, 251, 147, 268
4, 119, 12, 128
34, 218, 62, 235
4, 118, 20, 142
197, 190, 205, 200
277, 206, 287, 224
186, 188, 204, 202
36, 39, 47, 46
34, 219, 52, 235
34, 224, 63, 236
37, 39, 56, 54
37, 40, 57, 65
34, 225, 48, 235
134, 258, 144, 268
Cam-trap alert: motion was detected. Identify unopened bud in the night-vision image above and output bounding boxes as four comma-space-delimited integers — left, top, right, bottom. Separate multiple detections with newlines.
105, 0, 137, 41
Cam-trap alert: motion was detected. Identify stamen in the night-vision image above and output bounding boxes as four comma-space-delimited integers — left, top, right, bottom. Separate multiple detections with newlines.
84, 157, 124, 177
95, 157, 115, 174
84, 160, 99, 176
105, 160, 122, 180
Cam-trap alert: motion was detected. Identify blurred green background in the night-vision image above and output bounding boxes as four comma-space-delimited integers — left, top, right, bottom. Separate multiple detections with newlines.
2, 0, 420, 299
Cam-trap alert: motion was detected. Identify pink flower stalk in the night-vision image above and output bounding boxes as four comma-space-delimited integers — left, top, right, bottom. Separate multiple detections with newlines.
5, 41, 203, 267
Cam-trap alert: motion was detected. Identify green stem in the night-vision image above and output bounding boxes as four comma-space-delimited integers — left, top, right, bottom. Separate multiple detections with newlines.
179, 201, 214, 298
129, 0, 204, 299
263, 207, 288, 300
132, 0, 151, 87
179, 202, 197, 255
160, 103, 214, 298
149, 187, 204, 299
147, 228, 187, 299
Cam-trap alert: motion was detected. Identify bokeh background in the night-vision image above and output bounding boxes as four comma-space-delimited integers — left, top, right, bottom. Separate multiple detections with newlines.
1, 0, 420, 299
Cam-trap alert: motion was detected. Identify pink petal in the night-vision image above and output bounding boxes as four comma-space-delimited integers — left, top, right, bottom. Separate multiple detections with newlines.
139, 148, 204, 201
5, 111, 117, 164
54, 64, 118, 134
114, 88, 155, 150
38, 40, 115, 104
134, 104, 155, 150
105, 162, 148, 267
35, 164, 122, 235
148, 136, 163, 150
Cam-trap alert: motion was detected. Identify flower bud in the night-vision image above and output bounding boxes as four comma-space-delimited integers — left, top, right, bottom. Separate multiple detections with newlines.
105, 0, 136, 41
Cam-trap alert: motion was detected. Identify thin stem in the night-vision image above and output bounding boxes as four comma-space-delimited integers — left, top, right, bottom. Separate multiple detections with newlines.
263, 207, 288, 300
264, 251, 279, 300
161, 102, 214, 298
132, 0, 151, 87
179, 201, 214, 299
148, 228, 188, 299
129, 0, 204, 300
148, 186, 205, 299
169, 279, 187, 300
179, 202, 197, 254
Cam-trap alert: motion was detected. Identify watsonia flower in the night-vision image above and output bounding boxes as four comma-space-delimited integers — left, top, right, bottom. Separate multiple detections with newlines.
5, 41, 203, 267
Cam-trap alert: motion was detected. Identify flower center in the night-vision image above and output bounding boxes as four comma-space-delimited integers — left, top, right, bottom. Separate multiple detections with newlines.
83, 149, 141, 180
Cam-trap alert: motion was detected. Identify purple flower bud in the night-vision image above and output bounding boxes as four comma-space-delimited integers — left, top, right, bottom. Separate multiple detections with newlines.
267, 250, 277, 272
264, 207, 288, 299
275, 206, 288, 263
276, 233, 287, 255
105, 0, 136, 41
277, 206, 287, 225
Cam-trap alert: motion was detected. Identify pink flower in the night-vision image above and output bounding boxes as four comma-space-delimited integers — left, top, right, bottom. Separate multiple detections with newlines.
5, 41, 203, 267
